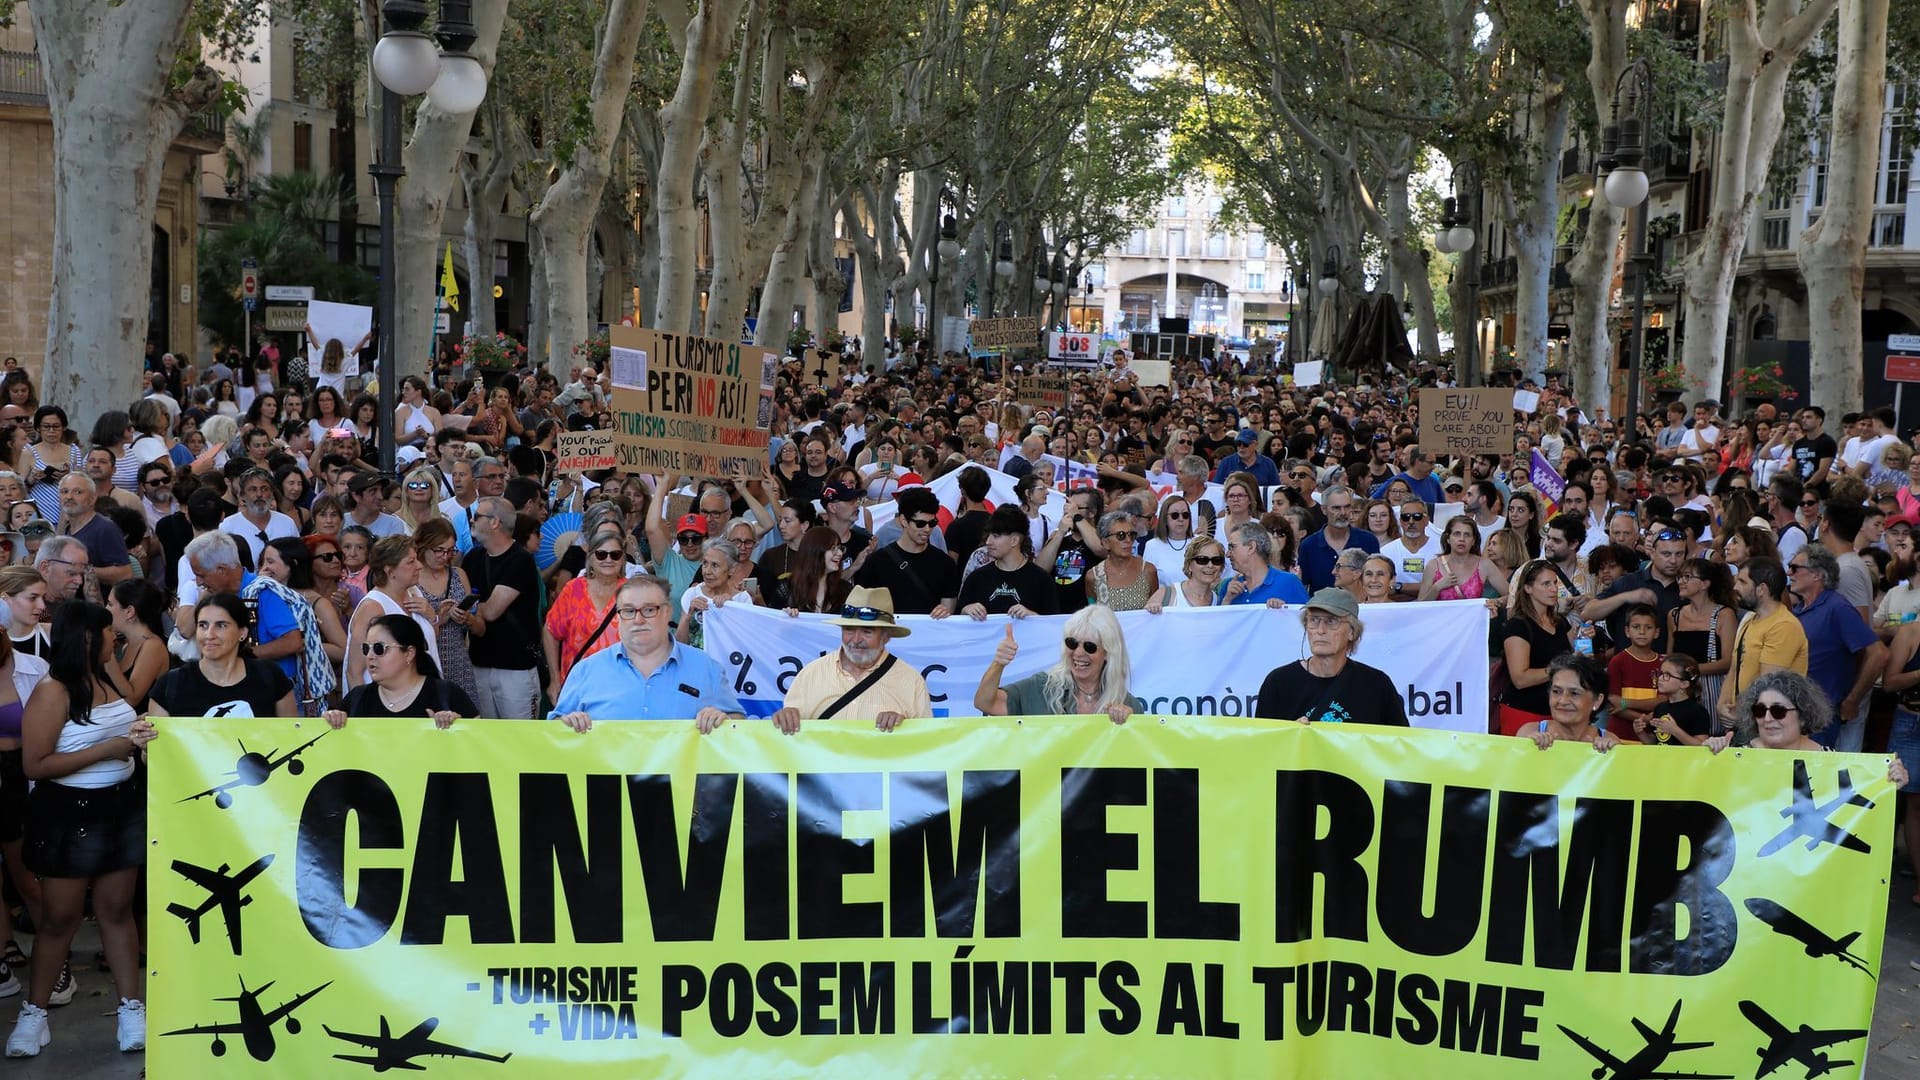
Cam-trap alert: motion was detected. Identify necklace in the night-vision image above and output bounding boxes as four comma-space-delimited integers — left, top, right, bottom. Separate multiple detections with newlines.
378, 678, 424, 710
1166, 536, 1190, 552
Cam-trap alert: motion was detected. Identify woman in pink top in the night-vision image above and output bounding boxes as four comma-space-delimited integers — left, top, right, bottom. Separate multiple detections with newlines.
1419, 515, 1507, 603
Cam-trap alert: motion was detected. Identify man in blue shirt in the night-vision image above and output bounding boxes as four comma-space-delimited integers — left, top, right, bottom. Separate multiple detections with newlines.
183, 531, 303, 686
1369, 447, 1445, 508
1223, 522, 1309, 605
1296, 484, 1377, 592
1789, 547, 1885, 751
1210, 428, 1282, 486
550, 576, 745, 731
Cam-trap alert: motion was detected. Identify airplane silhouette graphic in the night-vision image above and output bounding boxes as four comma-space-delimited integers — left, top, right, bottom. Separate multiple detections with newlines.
1740, 1000, 1868, 1078
325, 1015, 513, 1071
159, 975, 331, 1062
1557, 999, 1733, 1080
166, 854, 275, 956
1744, 897, 1873, 974
179, 733, 326, 810
1758, 760, 1874, 857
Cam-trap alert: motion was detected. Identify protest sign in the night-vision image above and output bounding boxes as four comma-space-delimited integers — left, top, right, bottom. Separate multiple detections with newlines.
1132, 359, 1172, 387
554, 430, 616, 472
1046, 331, 1098, 366
609, 326, 773, 476
1015, 371, 1069, 410
1291, 360, 1324, 387
1418, 388, 1515, 456
970, 317, 1040, 351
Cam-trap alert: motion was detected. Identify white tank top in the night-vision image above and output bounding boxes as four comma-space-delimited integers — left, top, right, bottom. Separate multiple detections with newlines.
52, 696, 137, 788
343, 589, 441, 686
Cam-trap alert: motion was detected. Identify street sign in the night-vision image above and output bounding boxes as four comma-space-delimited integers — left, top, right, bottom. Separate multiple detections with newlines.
240, 257, 260, 314
1887, 353, 1920, 383
264, 285, 313, 302
263, 306, 306, 332
434, 312, 451, 334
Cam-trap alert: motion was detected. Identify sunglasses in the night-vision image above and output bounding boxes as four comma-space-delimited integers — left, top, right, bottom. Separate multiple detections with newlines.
1107, 531, 1137, 542
312, 551, 341, 563
591, 549, 625, 561
1652, 529, 1685, 543
1399, 513, 1426, 522
1167, 510, 1190, 519
1800, 499, 1819, 507
1062, 637, 1101, 655
1290, 472, 1312, 480
405, 481, 433, 491
360, 641, 405, 656
1749, 703, 1796, 720
907, 517, 939, 528
1190, 555, 1225, 567
839, 604, 892, 622
677, 534, 705, 544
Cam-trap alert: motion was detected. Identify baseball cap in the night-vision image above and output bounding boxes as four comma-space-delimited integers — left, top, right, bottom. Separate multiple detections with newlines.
675, 513, 709, 537
820, 482, 862, 504
1303, 587, 1360, 620
1235, 428, 1258, 446
1443, 476, 1465, 492
348, 471, 391, 494
395, 446, 425, 468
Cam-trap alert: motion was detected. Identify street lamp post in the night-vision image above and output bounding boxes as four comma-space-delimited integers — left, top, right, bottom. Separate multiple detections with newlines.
1598, 58, 1653, 424
1433, 167, 1479, 385
369, 0, 487, 477
987, 222, 1013, 320
1048, 250, 1067, 330
930, 211, 959, 358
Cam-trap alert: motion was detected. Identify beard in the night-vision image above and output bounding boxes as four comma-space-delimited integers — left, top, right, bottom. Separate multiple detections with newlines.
1736, 592, 1759, 611
247, 497, 274, 518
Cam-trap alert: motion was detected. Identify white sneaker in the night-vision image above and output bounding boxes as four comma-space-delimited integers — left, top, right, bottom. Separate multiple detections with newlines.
45, 963, 72, 1007
0, 962, 18, 998
4, 1003, 47, 1057
115, 998, 144, 1052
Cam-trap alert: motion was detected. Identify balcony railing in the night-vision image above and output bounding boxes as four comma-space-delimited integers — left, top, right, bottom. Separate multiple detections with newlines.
0, 50, 46, 106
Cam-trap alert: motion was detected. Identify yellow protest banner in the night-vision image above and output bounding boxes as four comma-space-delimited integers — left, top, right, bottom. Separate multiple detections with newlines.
149, 717, 1890, 1077
608, 326, 775, 476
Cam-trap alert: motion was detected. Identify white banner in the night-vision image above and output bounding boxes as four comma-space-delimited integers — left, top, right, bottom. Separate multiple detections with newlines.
865, 463, 1065, 535
1046, 331, 1098, 365
704, 600, 1490, 731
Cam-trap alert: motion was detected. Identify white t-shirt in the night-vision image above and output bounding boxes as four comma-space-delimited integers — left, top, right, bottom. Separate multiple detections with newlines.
1378, 533, 1443, 585
1472, 514, 1507, 545
220, 511, 301, 564
1853, 432, 1898, 472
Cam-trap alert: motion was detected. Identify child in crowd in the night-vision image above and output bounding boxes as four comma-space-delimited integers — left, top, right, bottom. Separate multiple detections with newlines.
1607, 604, 1663, 732
1636, 651, 1711, 746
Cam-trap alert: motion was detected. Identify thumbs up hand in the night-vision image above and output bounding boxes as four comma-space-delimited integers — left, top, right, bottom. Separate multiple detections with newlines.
993, 623, 1019, 667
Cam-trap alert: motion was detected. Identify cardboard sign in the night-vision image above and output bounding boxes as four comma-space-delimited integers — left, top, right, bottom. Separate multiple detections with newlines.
1015, 372, 1069, 411
609, 326, 773, 477
1291, 360, 1324, 388
1132, 359, 1172, 387
970, 317, 1040, 351
1417, 387, 1514, 456
554, 430, 616, 472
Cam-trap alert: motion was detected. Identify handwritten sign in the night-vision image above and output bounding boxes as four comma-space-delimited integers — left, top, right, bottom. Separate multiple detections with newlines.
1132, 359, 1172, 387
1015, 372, 1069, 410
1417, 387, 1514, 456
609, 327, 773, 477
554, 430, 616, 472
970, 317, 1040, 351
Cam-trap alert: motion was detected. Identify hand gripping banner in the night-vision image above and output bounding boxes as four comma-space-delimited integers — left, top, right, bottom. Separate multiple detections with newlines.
149, 716, 1891, 1077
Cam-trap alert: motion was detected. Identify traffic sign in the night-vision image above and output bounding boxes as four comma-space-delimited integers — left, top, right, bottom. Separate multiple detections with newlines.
264, 285, 313, 302
1887, 353, 1920, 383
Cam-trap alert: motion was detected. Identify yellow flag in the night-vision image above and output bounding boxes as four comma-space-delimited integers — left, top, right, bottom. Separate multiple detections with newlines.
440, 241, 460, 311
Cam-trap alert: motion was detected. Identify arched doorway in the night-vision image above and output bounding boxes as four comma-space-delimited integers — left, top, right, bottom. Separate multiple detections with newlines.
1115, 273, 1231, 333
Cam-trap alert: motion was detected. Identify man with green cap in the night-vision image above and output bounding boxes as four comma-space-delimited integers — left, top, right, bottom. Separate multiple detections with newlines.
1253, 588, 1409, 726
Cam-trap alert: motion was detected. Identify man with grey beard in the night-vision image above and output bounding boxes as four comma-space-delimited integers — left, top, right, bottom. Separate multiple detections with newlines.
219, 467, 299, 565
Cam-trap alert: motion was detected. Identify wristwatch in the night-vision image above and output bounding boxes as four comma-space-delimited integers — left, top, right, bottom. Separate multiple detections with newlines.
1393, 581, 1404, 594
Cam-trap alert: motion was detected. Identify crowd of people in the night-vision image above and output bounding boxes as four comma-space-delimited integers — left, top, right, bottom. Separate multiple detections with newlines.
0, 336, 1914, 1057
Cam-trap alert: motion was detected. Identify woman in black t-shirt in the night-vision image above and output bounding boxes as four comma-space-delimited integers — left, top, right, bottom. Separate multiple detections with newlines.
148, 594, 296, 719
325, 614, 477, 729
1498, 560, 1589, 736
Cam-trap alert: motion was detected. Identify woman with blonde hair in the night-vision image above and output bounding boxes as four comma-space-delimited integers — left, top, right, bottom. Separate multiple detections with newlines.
1147, 535, 1227, 611
397, 465, 446, 531
1214, 471, 1264, 544
0, 565, 49, 660
973, 604, 1142, 723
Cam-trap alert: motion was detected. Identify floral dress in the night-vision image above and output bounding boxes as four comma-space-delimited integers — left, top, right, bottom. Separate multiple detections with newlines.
417, 571, 477, 700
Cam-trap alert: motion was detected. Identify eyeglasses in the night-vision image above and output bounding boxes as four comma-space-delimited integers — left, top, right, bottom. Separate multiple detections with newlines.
1167, 510, 1190, 519
1652, 530, 1685, 543
676, 534, 704, 544
1190, 555, 1225, 567
428, 546, 457, 558
1062, 636, 1101, 654
839, 604, 892, 622
591, 549, 625, 562
1750, 702, 1796, 720
1107, 531, 1137, 542
616, 603, 667, 620
1799, 499, 1819, 508
360, 641, 404, 656
43, 558, 86, 571
313, 551, 341, 563
1290, 472, 1312, 480
906, 517, 939, 528
144, 478, 171, 487
1657, 670, 1695, 682
1787, 561, 1811, 574
405, 481, 433, 491
1660, 473, 1683, 483
1399, 513, 1426, 522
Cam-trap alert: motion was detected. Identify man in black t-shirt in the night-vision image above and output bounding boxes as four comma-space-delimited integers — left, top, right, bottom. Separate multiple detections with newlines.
1253, 589, 1408, 726
1791, 405, 1837, 490
957, 507, 1057, 617
941, 467, 992, 567
461, 496, 543, 718
856, 488, 958, 615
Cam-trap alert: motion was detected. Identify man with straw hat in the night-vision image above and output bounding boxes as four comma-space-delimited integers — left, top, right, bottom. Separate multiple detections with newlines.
772, 586, 931, 734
